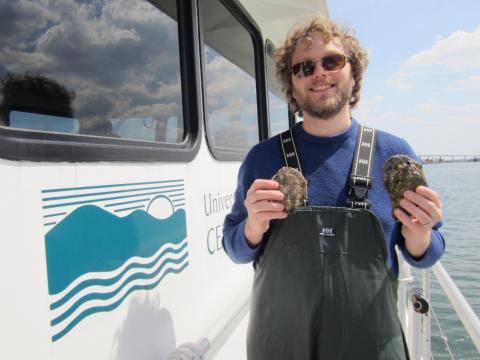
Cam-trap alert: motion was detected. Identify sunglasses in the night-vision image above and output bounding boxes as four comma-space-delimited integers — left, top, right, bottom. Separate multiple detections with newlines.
291, 54, 349, 77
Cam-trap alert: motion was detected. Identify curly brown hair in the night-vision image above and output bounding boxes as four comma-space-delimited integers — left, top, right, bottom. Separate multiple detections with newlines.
274, 16, 369, 114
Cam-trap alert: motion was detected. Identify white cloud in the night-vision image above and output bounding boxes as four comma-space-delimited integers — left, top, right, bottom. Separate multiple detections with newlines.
447, 75, 480, 91
386, 71, 415, 90
405, 26, 480, 71
205, 53, 255, 112
126, 102, 180, 120
103, 0, 173, 26
368, 111, 424, 129
0, 0, 55, 47
416, 102, 480, 115
352, 95, 385, 122
387, 26, 480, 90
209, 98, 257, 121
354, 104, 480, 154
268, 93, 288, 111
369, 95, 385, 104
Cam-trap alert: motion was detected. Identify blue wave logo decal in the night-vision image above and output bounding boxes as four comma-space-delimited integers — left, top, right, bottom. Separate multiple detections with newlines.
41, 180, 188, 342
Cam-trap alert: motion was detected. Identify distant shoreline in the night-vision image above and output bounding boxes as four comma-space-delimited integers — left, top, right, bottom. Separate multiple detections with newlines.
421, 157, 480, 164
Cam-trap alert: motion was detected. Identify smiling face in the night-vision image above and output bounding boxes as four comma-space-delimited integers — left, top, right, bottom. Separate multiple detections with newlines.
291, 33, 355, 120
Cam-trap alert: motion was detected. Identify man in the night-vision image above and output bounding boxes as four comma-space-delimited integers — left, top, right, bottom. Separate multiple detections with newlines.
223, 17, 445, 359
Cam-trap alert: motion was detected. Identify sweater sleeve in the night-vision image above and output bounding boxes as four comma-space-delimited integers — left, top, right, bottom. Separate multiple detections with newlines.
222, 149, 262, 264
400, 222, 446, 268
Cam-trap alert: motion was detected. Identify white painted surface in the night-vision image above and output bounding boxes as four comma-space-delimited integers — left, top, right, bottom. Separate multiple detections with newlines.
214, 312, 249, 360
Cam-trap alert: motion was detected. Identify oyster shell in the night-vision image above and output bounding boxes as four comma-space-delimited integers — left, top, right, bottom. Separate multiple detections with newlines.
271, 166, 308, 212
383, 155, 427, 217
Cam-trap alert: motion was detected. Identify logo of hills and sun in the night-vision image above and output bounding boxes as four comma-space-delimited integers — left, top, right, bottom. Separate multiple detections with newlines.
41, 180, 188, 342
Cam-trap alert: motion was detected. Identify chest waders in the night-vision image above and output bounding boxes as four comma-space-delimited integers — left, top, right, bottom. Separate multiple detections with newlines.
247, 125, 410, 360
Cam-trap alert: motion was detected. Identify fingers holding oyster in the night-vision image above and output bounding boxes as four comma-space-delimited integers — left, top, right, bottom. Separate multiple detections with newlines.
244, 167, 307, 247
383, 155, 443, 257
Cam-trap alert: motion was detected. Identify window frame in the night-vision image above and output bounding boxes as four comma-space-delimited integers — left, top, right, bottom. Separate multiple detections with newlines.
199, 0, 269, 161
0, 0, 202, 162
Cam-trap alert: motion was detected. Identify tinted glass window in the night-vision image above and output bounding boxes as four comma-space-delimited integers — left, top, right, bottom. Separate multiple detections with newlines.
0, 0, 184, 143
268, 92, 289, 136
265, 39, 289, 137
200, 0, 259, 155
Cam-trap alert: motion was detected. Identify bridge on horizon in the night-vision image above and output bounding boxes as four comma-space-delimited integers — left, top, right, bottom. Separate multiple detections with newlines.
420, 155, 480, 164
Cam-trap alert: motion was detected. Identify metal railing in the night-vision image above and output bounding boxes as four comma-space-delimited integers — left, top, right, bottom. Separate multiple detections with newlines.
431, 262, 480, 353
399, 257, 480, 359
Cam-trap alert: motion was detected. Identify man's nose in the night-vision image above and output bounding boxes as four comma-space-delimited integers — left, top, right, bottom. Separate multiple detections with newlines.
312, 61, 327, 78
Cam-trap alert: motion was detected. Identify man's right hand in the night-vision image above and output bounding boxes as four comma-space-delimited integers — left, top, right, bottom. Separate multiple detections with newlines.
244, 179, 287, 247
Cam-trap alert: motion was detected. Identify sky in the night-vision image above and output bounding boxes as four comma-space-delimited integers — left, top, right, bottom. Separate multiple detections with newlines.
328, 0, 480, 155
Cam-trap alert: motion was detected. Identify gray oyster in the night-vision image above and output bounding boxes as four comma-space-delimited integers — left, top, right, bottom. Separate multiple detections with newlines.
383, 155, 427, 216
271, 166, 308, 212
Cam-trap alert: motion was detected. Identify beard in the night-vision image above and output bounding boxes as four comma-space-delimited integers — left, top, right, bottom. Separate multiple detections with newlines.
296, 83, 351, 119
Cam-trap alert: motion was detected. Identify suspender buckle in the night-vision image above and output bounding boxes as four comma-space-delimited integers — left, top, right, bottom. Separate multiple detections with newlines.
347, 185, 371, 209
350, 186, 368, 200
349, 175, 372, 188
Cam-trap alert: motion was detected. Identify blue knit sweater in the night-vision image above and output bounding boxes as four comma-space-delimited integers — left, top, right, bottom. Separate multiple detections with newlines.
223, 119, 445, 278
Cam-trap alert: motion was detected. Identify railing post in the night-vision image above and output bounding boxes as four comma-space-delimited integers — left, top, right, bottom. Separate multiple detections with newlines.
398, 249, 433, 360
397, 249, 415, 357
397, 259, 410, 333
421, 269, 432, 359
408, 304, 423, 359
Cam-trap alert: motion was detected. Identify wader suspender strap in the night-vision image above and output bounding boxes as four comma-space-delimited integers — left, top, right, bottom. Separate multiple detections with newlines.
279, 129, 309, 205
279, 128, 303, 173
347, 125, 376, 209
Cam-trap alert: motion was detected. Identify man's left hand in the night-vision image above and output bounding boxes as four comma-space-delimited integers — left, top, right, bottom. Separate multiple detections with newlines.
394, 185, 443, 258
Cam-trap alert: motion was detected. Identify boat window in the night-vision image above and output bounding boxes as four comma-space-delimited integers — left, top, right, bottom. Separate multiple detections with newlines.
265, 39, 289, 137
268, 92, 289, 136
0, 0, 184, 144
200, 0, 260, 159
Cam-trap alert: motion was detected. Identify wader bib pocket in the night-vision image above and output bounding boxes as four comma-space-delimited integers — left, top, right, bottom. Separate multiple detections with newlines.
246, 126, 409, 360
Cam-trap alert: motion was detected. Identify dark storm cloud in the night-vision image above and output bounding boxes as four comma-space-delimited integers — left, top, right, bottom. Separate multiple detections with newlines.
0, 0, 53, 46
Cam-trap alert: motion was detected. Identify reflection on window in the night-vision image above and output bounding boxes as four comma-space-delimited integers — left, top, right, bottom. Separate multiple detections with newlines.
0, 0, 184, 143
265, 38, 289, 136
268, 92, 289, 137
200, 0, 259, 154
10, 111, 79, 134
204, 46, 258, 151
